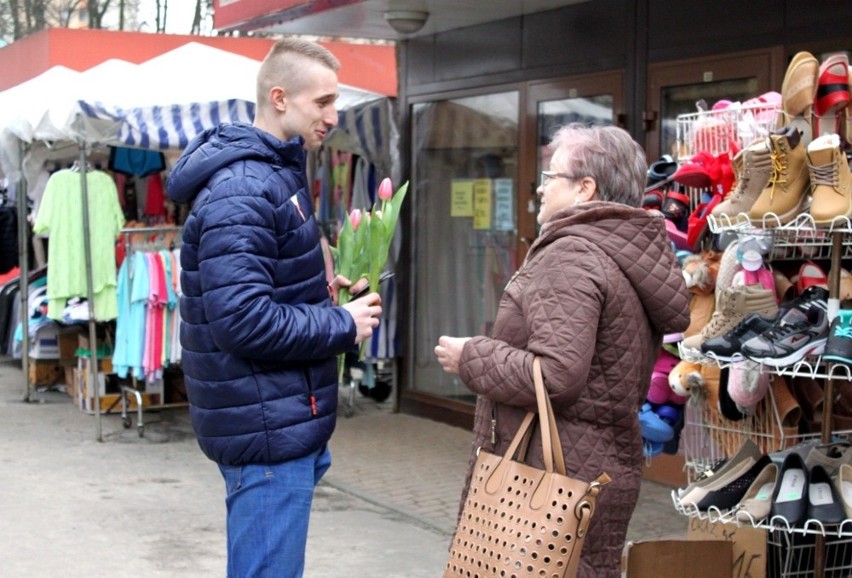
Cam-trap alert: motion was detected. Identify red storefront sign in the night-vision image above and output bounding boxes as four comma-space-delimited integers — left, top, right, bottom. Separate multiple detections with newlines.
213, 0, 362, 32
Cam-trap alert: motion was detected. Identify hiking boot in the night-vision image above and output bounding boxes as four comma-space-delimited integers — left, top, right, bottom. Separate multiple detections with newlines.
700, 312, 778, 362
712, 139, 772, 220
741, 305, 829, 367
823, 309, 852, 366
682, 285, 778, 351
747, 125, 810, 225
807, 133, 852, 225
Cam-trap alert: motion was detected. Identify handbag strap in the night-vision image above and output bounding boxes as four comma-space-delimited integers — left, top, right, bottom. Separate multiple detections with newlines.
533, 357, 567, 476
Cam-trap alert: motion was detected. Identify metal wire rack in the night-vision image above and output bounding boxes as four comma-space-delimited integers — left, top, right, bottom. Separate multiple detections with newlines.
708, 214, 852, 261
676, 102, 780, 162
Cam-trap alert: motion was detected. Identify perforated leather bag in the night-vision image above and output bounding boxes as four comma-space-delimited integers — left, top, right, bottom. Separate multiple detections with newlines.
444, 358, 611, 578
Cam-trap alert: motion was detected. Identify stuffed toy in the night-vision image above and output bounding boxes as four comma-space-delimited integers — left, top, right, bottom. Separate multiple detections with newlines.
647, 349, 688, 405
669, 358, 706, 398
682, 251, 720, 338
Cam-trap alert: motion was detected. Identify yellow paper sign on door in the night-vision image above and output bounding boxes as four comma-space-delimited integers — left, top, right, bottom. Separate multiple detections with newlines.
451, 180, 474, 217
473, 179, 492, 230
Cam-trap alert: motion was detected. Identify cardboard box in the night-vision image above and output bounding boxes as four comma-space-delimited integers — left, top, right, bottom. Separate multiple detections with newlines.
57, 327, 84, 364
28, 359, 63, 385
29, 323, 60, 359
73, 369, 155, 414
64, 366, 76, 398
73, 367, 107, 399
688, 519, 767, 578
624, 539, 732, 578
76, 355, 113, 376
78, 392, 155, 414
77, 332, 112, 358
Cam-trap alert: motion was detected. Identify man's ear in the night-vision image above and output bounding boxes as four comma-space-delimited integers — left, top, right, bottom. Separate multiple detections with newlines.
269, 87, 287, 112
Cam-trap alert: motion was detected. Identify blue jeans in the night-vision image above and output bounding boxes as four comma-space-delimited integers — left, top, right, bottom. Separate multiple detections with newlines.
218, 445, 332, 578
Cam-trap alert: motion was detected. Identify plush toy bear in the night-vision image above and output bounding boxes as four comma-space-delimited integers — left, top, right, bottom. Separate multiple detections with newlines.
647, 349, 688, 405
682, 251, 720, 338
668, 358, 706, 398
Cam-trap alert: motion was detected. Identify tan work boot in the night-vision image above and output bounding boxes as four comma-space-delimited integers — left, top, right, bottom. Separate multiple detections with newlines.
712, 139, 772, 221
681, 284, 778, 351
807, 133, 852, 225
747, 125, 810, 225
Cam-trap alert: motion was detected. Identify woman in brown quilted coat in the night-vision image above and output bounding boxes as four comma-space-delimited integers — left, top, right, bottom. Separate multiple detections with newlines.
435, 124, 691, 577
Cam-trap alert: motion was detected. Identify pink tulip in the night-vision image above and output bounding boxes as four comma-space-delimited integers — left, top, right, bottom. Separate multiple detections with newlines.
377, 178, 393, 201
350, 209, 362, 230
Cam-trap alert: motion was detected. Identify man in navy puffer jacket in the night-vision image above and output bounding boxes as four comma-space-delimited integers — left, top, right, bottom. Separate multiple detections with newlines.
166, 38, 382, 578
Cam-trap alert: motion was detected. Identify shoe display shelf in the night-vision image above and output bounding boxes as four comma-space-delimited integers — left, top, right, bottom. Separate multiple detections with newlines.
674, 221, 852, 576
709, 213, 852, 262
676, 102, 780, 163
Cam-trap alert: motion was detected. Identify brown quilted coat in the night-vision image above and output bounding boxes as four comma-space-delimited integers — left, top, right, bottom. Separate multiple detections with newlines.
457, 201, 690, 578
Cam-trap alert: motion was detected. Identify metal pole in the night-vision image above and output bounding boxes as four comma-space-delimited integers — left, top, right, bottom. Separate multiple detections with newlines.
815, 231, 844, 578
17, 141, 31, 402
78, 142, 102, 442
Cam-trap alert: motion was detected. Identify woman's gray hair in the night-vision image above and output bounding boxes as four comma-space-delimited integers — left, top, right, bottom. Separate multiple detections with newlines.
549, 123, 647, 207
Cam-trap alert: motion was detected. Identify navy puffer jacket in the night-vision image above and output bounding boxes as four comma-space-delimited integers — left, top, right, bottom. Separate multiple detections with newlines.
167, 123, 355, 466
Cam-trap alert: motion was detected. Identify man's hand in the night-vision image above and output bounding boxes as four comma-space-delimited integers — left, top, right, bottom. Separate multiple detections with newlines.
342, 292, 382, 344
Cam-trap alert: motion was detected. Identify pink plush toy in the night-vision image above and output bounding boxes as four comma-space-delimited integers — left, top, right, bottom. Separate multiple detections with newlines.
647, 349, 688, 405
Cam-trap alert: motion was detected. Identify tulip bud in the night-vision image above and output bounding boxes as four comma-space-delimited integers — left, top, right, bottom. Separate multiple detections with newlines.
377, 178, 393, 201
350, 209, 362, 230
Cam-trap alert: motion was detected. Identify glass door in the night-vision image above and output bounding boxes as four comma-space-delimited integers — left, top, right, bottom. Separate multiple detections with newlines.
645, 49, 783, 161
409, 91, 520, 405
521, 72, 624, 254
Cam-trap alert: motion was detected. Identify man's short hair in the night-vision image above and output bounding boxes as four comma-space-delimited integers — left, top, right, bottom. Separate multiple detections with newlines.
256, 37, 340, 105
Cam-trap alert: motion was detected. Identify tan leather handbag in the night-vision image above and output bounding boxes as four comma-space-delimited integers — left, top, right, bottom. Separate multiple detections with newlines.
444, 357, 611, 578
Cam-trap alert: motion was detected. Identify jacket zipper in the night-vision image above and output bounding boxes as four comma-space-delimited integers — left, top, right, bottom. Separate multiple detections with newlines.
490, 404, 497, 445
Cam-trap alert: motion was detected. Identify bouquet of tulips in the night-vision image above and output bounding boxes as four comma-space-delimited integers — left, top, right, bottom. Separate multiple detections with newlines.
331, 178, 408, 366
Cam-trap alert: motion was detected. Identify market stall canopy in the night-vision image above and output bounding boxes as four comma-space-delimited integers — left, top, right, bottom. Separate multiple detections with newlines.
0, 42, 394, 187
73, 42, 386, 150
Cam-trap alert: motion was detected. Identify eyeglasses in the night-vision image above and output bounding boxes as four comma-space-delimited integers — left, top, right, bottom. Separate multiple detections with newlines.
539, 170, 578, 188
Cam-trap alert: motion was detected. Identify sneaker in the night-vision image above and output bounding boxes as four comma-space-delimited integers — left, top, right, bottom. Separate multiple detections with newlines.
741, 305, 830, 367
823, 310, 852, 366
701, 312, 777, 362
682, 284, 778, 351
780, 285, 829, 318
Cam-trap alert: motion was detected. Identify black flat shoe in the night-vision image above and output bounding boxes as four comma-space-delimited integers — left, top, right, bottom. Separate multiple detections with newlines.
771, 453, 809, 527
808, 464, 846, 525
697, 455, 772, 511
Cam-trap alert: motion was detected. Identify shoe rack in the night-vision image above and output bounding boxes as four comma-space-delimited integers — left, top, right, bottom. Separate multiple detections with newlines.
666, 69, 852, 576
674, 220, 852, 578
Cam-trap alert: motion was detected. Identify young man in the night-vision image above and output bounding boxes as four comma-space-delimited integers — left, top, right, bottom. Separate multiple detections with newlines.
167, 38, 382, 577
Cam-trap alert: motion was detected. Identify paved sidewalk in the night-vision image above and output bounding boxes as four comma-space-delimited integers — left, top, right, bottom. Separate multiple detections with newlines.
327, 396, 689, 543
0, 357, 687, 577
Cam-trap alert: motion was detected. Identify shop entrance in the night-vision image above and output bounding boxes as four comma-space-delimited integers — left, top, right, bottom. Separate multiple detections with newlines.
403, 73, 624, 425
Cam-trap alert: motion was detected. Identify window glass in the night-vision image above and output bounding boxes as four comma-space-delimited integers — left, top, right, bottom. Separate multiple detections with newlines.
410, 91, 519, 403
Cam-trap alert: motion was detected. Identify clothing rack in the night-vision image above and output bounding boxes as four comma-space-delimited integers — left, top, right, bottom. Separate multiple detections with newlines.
16, 132, 116, 441
78, 141, 106, 441
115, 225, 184, 437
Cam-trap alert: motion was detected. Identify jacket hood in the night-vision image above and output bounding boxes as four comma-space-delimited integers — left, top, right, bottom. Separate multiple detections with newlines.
166, 123, 305, 204
530, 201, 690, 335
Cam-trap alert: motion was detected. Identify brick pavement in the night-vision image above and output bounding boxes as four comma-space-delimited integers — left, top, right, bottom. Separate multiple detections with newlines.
326, 396, 689, 542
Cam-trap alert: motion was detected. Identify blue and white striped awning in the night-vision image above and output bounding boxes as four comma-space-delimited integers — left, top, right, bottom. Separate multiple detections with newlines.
76, 98, 256, 150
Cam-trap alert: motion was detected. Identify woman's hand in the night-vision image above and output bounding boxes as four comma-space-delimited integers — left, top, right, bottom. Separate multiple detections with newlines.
434, 335, 471, 374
